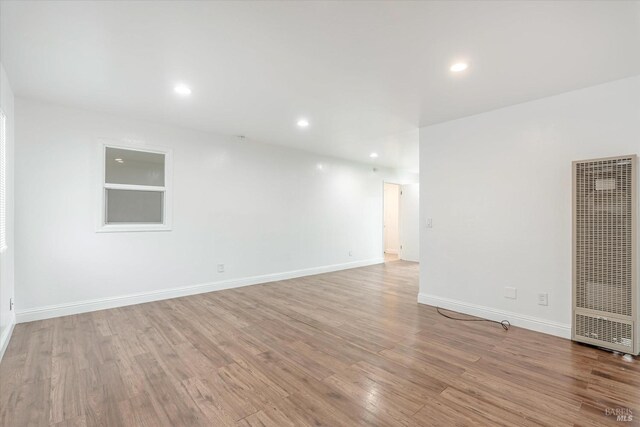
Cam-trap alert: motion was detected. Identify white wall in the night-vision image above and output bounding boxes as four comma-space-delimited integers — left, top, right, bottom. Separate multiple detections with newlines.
0, 63, 16, 359
419, 76, 640, 338
383, 183, 400, 254
15, 98, 417, 321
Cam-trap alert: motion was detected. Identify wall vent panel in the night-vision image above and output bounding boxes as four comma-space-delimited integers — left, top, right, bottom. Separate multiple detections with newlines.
573, 155, 638, 355
574, 313, 633, 352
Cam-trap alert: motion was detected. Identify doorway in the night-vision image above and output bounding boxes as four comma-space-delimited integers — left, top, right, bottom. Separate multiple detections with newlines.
383, 182, 420, 263
383, 183, 400, 262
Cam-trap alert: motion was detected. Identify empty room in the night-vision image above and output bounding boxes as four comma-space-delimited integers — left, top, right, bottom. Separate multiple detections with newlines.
0, 1, 639, 426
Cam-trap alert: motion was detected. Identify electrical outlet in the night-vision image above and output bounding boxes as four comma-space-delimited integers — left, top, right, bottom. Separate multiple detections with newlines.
426, 218, 433, 229
9, 298, 13, 311
217, 264, 225, 273
538, 293, 548, 306
504, 287, 517, 299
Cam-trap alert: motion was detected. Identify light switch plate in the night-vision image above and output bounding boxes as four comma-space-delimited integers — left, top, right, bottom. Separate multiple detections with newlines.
538, 293, 548, 306
504, 287, 517, 299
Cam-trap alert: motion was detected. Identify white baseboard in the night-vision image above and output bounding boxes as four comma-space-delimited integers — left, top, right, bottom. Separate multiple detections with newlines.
0, 312, 16, 362
16, 258, 384, 324
418, 293, 571, 339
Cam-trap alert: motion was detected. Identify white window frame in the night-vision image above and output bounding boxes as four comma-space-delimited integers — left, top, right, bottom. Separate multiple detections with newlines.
97, 141, 173, 233
0, 110, 6, 252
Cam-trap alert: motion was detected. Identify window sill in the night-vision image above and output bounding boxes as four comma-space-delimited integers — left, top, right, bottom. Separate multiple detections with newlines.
96, 224, 172, 233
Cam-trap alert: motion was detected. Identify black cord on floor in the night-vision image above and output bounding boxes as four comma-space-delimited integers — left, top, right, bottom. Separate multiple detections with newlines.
436, 307, 511, 331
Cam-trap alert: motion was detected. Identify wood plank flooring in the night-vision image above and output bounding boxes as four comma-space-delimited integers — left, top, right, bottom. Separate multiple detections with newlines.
1, 260, 638, 426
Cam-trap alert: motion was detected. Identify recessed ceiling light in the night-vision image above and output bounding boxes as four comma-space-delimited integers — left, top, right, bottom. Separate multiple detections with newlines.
297, 119, 309, 128
114, 158, 124, 163
370, 152, 379, 159
174, 83, 192, 96
450, 62, 469, 73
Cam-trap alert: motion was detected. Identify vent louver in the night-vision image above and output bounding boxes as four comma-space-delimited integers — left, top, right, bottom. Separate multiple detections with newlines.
573, 155, 638, 355
575, 314, 632, 350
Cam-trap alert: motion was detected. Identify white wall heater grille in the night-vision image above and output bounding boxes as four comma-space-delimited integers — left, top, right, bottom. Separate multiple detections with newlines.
573, 155, 638, 355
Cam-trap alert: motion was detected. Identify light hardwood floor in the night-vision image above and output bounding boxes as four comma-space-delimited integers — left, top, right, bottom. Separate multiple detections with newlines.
384, 252, 399, 262
1, 260, 638, 426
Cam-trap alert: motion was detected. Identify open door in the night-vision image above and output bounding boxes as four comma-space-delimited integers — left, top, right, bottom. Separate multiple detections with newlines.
383, 183, 400, 256
399, 183, 419, 262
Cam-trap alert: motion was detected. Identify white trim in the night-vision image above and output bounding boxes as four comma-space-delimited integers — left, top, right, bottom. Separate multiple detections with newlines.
104, 183, 165, 192
0, 312, 16, 362
418, 293, 571, 339
96, 139, 173, 232
97, 223, 172, 233
16, 258, 384, 323
0, 110, 6, 253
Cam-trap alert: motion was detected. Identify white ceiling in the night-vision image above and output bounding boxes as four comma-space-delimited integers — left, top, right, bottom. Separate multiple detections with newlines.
2, 1, 639, 171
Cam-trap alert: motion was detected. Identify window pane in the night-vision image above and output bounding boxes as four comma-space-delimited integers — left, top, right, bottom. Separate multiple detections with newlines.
105, 147, 165, 186
106, 189, 163, 224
